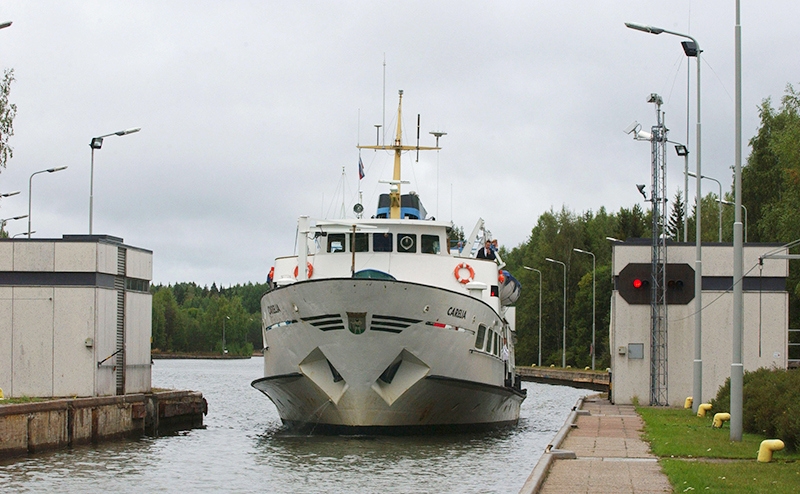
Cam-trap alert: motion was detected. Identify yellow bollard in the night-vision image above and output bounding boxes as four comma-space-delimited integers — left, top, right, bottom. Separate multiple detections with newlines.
684, 397, 693, 409
757, 439, 785, 462
697, 403, 712, 417
0, 387, 4, 399
712, 413, 731, 428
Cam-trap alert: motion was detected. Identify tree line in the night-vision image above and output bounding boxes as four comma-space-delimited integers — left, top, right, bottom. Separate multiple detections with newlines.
151, 282, 267, 356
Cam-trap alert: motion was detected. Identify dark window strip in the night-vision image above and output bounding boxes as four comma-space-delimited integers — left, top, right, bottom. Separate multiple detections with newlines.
614, 276, 785, 292
0, 272, 117, 288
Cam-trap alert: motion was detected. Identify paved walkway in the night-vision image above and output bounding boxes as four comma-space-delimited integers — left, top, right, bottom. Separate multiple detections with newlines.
524, 396, 672, 494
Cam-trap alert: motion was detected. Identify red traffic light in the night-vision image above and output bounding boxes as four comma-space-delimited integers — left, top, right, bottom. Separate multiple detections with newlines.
633, 278, 644, 289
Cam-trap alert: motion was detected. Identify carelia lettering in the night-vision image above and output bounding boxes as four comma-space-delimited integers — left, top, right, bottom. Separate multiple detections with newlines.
447, 307, 467, 319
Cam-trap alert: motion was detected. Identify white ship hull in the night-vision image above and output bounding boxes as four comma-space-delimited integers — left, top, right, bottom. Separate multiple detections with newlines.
253, 278, 525, 432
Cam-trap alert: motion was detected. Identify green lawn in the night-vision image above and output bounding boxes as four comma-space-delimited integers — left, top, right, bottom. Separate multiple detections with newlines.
637, 407, 800, 493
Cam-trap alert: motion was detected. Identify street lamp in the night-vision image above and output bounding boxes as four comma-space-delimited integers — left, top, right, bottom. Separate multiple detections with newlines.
89, 127, 141, 234
674, 144, 690, 242
626, 21, 703, 413
720, 200, 747, 242
1, 190, 20, 198
1, 214, 27, 237
573, 248, 596, 370
688, 171, 723, 242
545, 257, 567, 368
523, 266, 543, 367
13, 230, 32, 238
223, 315, 230, 355
28, 166, 68, 238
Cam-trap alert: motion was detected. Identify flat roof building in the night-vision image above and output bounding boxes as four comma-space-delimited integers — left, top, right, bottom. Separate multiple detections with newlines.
610, 240, 788, 406
0, 235, 152, 398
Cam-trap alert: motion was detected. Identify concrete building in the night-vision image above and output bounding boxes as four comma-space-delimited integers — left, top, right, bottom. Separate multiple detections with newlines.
0, 235, 152, 398
610, 240, 788, 406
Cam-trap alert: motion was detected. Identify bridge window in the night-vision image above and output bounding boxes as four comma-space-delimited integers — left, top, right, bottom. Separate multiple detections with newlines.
373, 233, 393, 252
475, 324, 486, 350
348, 233, 369, 252
485, 330, 494, 354
398, 233, 417, 253
421, 234, 440, 254
327, 234, 346, 253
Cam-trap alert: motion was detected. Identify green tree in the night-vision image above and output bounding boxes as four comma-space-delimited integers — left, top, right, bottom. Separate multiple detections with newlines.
742, 83, 800, 327
0, 68, 15, 172
667, 189, 686, 241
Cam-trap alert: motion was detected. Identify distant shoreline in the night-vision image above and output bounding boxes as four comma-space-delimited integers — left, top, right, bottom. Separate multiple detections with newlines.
151, 352, 260, 360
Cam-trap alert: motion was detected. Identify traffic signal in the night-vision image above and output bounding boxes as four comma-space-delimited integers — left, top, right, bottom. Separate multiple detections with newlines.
618, 263, 695, 305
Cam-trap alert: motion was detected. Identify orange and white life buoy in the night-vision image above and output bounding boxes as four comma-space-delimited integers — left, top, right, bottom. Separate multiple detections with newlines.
293, 262, 313, 279
454, 262, 475, 284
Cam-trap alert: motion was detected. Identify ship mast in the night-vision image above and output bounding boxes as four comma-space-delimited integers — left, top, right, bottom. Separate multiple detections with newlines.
358, 90, 440, 219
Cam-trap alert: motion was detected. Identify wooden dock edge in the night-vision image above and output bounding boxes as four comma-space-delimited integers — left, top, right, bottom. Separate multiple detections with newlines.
0, 390, 207, 459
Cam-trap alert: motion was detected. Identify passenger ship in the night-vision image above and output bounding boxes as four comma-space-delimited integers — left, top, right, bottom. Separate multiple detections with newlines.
252, 91, 525, 432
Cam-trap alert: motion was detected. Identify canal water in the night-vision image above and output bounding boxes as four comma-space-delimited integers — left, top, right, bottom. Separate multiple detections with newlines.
0, 358, 591, 493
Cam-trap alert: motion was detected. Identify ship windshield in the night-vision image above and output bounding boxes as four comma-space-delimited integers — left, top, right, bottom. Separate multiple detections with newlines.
373, 233, 393, 252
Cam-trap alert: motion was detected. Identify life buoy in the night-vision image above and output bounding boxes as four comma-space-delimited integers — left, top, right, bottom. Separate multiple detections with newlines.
498, 272, 505, 284
293, 262, 313, 279
454, 263, 475, 284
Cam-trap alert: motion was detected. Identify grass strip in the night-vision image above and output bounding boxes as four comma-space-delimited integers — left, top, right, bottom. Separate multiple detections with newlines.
638, 406, 800, 493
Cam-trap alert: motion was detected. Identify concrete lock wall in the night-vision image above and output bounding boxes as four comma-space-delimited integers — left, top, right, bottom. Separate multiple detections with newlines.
0, 391, 208, 459
610, 242, 789, 405
0, 235, 153, 399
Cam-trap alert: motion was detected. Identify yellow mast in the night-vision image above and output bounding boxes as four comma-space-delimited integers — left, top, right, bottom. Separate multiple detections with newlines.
358, 90, 439, 219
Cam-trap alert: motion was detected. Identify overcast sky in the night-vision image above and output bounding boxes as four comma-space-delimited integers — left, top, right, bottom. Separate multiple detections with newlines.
0, 1, 797, 287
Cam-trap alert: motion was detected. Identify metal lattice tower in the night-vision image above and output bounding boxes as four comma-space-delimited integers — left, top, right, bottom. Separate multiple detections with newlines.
648, 94, 669, 406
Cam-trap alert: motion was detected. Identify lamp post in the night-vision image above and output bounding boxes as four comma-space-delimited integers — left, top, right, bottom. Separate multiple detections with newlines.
674, 144, 690, 242
545, 257, 567, 368
689, 171, 723, 242
89, 127, 140, 234
523, 266, 543, 367
573, 248, 596, 370
1, 214, 27, 236
626, 21, 703, 413
223, 315, 230, 355
720, 200, 747, 242
28, 166, 68, 238
13, 231, 32, 238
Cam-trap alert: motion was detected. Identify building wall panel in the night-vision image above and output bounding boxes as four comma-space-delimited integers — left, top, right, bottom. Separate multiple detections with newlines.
53, 287, 95, 397
0, 287, 11, 395
13, 242, 54, 272
54, 243, 96, 272
12, 286, 54, 397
